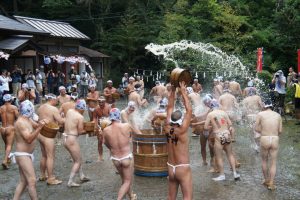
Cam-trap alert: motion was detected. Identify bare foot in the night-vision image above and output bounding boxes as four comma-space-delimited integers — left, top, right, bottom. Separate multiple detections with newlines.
39, 176, 48, 181
207, 168, 218, 173
129, 193, 137, 200
97, 156, 104, 162
262, 180, 270, 187
202, 161, 208, 166
267, 184, 276, 190
47, 178, 62, 185
2, 162, 9, 170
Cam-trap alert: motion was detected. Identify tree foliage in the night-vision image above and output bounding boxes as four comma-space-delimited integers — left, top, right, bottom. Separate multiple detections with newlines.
0, 0, 299, 82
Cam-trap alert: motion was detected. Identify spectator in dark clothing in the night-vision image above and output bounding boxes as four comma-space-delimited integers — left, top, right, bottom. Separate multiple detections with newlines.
46, 70, 55, 94
11, 65, 23, 97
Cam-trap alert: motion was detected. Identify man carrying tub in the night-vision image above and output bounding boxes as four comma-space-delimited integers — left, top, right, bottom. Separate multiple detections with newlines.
63, 99, 90, 187
37, 93, 65, 185
12, 100, 48, 200
103, 108, 137, 200
163, 81, 193, 200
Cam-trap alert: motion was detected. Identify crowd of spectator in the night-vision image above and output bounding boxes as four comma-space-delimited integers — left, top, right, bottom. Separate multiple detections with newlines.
0, 65, 98, 106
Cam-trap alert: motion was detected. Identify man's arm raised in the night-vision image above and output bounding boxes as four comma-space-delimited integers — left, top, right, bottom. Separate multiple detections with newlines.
180, 81, 192, 130
166, 85, 176, 123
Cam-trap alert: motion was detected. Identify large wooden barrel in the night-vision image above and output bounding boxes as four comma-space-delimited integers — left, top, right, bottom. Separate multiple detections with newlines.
132, 132, 168, 177
41, 122, 59, 138
295, 109, 300, 120
170, 68, 192, 87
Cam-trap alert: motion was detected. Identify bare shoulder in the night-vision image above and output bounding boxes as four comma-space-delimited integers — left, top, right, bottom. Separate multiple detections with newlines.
206, 111, 213, 118
12, 105, 18, 110
15, 118, 25, 129
102, 126, 112, 136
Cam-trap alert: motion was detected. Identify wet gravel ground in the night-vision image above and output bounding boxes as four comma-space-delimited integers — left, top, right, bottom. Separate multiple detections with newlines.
0, 112, 300, 199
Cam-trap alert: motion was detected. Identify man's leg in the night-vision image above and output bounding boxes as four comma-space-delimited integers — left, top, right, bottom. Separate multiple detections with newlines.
224, 143, 240, 179
39, 140, 47, 179
177, 167, 193, 200
13, 163, 27, 200
260, 142, 269, 184
199, 134, 207, 165
3, 128, 14, 166
65, 140, 82, 186
212, 141, 225, 180
208, 137, 216, 172
14, 156, 38, 200
167, 166, 179, 200
112, 159, 133, 200
268, 138, 279, 189
45, 141, 55, 179
44, 139, 61, 184
97, 134, 103, 161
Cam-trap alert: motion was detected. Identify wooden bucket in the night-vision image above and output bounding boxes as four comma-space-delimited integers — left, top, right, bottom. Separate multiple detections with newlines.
170, 68, 192, 87
132, 132, 168, 177
41, 122, 59, 138
112, 93, 120, 100
84, 121, 95, 135
295, 109, 300, 120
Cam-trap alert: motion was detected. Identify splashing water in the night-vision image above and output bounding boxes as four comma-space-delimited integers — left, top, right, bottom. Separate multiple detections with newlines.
145, 40, 253, 80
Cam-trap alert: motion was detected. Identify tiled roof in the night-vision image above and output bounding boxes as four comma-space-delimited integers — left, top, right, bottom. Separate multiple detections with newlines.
14, 15, 90, 40
0, 15, 48, 35
79, 46, 109, 58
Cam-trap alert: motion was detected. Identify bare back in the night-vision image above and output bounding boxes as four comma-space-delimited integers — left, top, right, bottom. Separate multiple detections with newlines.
103, 122, 132, 157
213, 85, 223, 99
64, 109, 84, 135
0, 103, 18, 127
205, 109, 231, 134
128, 92, 142, 107
57, 95, 71, 105
255, 110, 282, 136
60, 101, 76, 117
242, 95, 263, 115
38, 103, 63, 125
229, 81, 242, 96
219, 93, 237, 111
188, 93, 202, 107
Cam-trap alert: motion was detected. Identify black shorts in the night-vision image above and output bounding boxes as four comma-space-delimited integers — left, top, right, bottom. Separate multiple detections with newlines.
295, 98, 300, 109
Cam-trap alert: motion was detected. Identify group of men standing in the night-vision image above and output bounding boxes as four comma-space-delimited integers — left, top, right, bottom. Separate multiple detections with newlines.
0, 69, 287, 200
